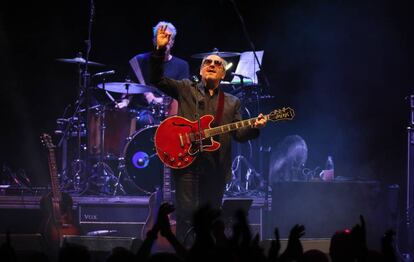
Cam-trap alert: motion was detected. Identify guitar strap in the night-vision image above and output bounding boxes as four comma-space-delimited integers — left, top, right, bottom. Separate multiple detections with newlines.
214, 91, 225, 126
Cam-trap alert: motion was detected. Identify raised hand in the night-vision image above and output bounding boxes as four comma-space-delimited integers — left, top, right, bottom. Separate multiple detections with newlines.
156, 202, 175, 237
156, 25, 172, 49
351, 215, 367, 261
268, 228, 281, 262
280, 224, 305, 261
382, 230, 397, 262
254, 113, 267, 128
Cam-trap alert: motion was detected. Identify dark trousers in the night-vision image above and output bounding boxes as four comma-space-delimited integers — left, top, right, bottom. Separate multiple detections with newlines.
173, 168, 225, 243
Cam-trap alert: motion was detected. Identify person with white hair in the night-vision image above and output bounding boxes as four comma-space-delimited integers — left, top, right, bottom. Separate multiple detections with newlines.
119, 21, 189, 124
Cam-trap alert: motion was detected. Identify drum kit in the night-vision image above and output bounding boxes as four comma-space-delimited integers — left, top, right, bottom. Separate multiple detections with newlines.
54, 50, 273, 196
54, 55, 171, 196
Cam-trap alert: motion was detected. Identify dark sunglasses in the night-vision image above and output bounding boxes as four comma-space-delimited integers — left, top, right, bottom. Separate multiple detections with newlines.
202, 58, 223, 67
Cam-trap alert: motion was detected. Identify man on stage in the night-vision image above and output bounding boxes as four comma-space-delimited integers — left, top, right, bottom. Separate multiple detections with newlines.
150, 25, 267, 242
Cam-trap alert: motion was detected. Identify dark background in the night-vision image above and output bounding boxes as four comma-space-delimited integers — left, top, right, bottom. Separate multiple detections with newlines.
0, 0, 413, 189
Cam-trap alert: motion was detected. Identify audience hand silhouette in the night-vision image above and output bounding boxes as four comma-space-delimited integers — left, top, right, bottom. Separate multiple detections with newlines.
156, 202, 175, 238
280, 224, 305, 261
268, 228, 281, 262
350, 215, 367, 261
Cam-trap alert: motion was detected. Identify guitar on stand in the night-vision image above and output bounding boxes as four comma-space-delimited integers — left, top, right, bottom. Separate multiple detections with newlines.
141, 165, 176, 252
40, 134, 81, 249
154, 107, 295, 169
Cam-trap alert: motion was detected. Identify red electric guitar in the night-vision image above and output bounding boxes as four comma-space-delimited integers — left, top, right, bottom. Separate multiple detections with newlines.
154, 107, 295, 169
39, 134, 80, 248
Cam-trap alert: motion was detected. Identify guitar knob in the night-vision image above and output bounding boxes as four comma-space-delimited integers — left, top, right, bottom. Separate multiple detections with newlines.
177, 162, 182, 167
170, 157, 175, 162
184, 158, 189, 162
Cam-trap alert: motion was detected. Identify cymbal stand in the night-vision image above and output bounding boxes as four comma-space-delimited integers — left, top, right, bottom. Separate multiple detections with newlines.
88, 80, 121, 195
57, 60, 88, 195
399, 95, 414, 261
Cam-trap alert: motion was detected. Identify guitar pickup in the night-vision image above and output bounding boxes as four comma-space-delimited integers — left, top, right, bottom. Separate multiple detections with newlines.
178, 133, 184, 148
185, 133, 191, 144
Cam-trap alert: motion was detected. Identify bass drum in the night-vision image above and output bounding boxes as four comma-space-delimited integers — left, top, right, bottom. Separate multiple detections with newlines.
123, 125, 163, 193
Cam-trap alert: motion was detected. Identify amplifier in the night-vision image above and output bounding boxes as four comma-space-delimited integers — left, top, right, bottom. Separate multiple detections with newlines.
270, 181, 387, 249
77, 196, 150, 239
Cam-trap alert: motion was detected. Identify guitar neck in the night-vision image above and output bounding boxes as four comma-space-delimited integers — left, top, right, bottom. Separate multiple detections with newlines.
163, 165, 172, 203
204, 114, 269, 138
47, 147, 61, 201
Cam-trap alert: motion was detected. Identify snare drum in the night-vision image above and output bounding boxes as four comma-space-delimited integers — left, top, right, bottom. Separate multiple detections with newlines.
88, 106, 137, 159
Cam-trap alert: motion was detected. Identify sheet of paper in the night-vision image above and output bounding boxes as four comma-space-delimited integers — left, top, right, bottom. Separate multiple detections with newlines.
231, 50, 264, 84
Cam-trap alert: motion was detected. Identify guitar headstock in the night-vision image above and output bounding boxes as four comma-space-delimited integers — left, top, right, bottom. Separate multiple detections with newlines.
40, 133, 55, 149
268, 107, 295, 122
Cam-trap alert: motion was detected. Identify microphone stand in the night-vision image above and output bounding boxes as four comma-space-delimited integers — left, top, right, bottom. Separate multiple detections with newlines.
229, 0, 270, 89
83, 0, 94, 172
401, 95, 414, 261
193, 80, 204, 154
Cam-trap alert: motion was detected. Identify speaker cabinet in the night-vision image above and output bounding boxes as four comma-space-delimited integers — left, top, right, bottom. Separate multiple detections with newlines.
0, 233, 45, 252
270, 181, 387, 248
78, 200, 149, 238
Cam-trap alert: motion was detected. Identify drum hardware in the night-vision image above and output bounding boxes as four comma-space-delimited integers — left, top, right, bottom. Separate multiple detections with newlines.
96, 82, 161, 95
227, 154, 265, 196
55, 54, 105, 195
56, 95, 89, 195
56, 54, 105, 67
190, 48, 241, 59
87, 104, 123, 195
223, 77, 274, 197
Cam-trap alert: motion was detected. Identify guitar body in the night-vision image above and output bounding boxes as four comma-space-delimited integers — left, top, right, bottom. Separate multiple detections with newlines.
141, 191, 177, 253
39, 192, 81, 247
40, 134, 81, 250
154, 115, 221, 169
155, 108, 295, 169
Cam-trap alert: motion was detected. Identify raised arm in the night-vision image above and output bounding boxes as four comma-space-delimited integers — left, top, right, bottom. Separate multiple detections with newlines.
149, 25, 186, 99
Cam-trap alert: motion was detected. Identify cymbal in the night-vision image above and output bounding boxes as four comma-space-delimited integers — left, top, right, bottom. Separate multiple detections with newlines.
96, 82, 160, 94
191, 51, 241, 59
56, 57, 105, 66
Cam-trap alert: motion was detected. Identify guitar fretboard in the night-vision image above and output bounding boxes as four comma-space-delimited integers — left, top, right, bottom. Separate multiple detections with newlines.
204, 115, 269, 138
47, 147, 61, 201
163, 165, 172, 203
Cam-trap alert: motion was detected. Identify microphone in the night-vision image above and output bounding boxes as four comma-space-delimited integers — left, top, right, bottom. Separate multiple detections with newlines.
231, 72, 250, 79
93, 70, 115, 77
